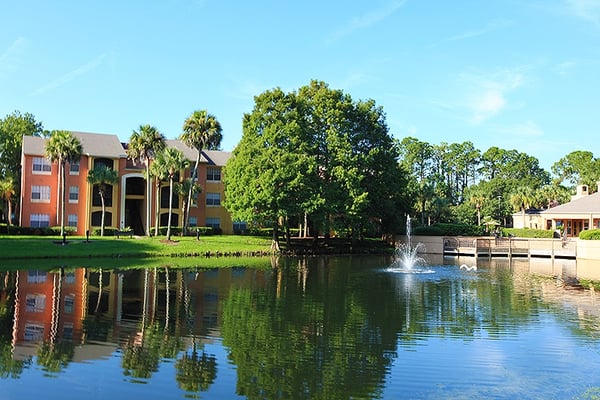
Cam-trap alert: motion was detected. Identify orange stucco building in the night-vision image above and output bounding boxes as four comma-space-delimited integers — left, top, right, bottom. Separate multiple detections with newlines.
20, 131, 237, 236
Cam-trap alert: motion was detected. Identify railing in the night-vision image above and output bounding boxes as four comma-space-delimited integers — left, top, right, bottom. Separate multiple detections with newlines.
443, 237, 576, 259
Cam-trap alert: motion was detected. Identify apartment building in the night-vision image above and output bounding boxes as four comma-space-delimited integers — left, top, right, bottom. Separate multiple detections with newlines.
20, 131, 235, 236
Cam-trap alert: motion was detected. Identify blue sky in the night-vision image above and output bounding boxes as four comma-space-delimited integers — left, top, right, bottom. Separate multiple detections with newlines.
1, 0, 599, 171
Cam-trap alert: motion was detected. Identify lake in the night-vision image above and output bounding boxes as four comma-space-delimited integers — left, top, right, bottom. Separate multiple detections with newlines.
1, 254, 600, 399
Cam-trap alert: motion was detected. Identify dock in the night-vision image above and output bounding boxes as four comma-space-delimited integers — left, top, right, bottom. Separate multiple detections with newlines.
442, 237, 577, 259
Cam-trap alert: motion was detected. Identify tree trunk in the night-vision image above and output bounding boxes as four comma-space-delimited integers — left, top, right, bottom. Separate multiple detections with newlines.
100, 190, 106, 237
271, 224, 280, 252
154, 183, 161, 237
167, 178, 174, 241
145, 163, 151, 236
60, 162, 66, 237
185, 154, 200, 236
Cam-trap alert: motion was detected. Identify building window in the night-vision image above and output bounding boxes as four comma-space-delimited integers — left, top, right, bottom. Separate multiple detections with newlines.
69, 160, 80, 175
206, 217, 220, 229
32, 157, 51, 174
159, 212, 179, 227
64, 295, 75, 314
30, 214, 50, 228
91, 211, 112, 227
24, 324, 44, 341
189, 216, 197, 227
92, 184, 113, 207
63, 323, 74, 341
94, 158, 114, 170
68, 214, 78, 227
233, 221, 247, 233
206, 192, 221, 207
31, 185, 51, 202
160, 186, 178, 208
64, 272, 76, 284
69, 186, 79, 203
27, 270, 47, 283
207, 167, 221, 182
26, 294, 46, 312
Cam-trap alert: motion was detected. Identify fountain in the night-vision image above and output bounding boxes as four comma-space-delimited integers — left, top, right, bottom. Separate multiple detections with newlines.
388, 215, 430, 273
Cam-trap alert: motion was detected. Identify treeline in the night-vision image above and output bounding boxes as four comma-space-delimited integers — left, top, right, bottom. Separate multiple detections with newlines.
2, 80, 599, 243
397, 136, 600, 230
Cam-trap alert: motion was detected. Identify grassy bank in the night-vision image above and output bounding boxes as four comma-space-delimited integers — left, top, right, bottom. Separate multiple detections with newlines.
0, 235, 274, 261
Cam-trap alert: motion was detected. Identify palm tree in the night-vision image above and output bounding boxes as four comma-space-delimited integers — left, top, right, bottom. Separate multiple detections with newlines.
0, 176, 15, 229
174, 178, 202, 236
87, 165, 119, 237
45, 130, 82, 237
510, 186, 535, 228
148, 157, 169, 237
180, 110, 222, 234
154, 148, 189, 241
468, 188, 486, 226
127, 125, 166, 236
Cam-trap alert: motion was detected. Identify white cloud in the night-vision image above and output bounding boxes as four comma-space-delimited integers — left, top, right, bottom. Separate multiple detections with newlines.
327, 0, 407, 43
433, 19, 514, 46
554, 60, 577, 75
459, 67, 526, 124
0, 37, 28, 77
32, 54, 106, 96
566, 0, 600, 24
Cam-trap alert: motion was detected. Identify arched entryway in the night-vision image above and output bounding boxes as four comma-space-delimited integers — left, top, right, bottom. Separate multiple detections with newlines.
121, 174, 147, 236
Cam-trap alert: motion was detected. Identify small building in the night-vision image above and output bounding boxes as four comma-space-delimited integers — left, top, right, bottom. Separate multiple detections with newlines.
20, 131, 238, 236
540, 184, 600, 237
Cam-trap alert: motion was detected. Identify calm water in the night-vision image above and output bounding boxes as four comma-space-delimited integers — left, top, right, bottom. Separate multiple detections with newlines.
1, 255, 600, 399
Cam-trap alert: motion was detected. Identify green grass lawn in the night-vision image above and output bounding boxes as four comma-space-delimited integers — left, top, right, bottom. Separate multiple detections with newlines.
0, 234, 274, 261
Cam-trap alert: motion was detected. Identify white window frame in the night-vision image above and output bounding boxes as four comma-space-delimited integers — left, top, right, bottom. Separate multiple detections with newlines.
26, 294, 46, 312
31, 185, 51, 203
32, 157, 51, 174
69, 160, 80, 175
30, 214, 50, 228
207, 167, 221, 182
24, 324, 44, 341
68, 214, 78, 228
69, 186, 79, 203
206, 192, 221, 207
206, 217, 220, 228
64, 295, 75, 314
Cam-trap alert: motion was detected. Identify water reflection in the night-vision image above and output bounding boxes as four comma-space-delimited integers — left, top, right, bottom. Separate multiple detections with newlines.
0, 256, 599, 399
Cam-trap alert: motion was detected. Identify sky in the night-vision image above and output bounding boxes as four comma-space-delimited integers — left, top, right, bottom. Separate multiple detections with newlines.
1, 0, 599, 171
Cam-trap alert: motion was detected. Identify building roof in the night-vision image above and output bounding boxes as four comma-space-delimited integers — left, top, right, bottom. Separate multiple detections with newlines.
22, 131, 127, 159
23, 133, 231, 165
165, 140, 231, 166
541, 192, 600, 215
203, 150, 231, 166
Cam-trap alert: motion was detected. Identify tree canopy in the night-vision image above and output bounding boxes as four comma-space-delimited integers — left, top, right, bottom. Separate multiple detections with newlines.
224, 80, 409, 246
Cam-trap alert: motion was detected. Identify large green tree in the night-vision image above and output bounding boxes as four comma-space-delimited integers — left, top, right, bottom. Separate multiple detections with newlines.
180, 110, 222, 235
0, 111, 45, 224
45, 130, 82, 236
224, 87, 309, 249
87, 165, 119, 236
127, 125, 166, 236
551, 150, 600, 190
224, 80, 408, 247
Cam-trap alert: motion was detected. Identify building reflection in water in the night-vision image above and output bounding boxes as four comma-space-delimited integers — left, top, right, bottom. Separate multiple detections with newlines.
6, 266, 269, 366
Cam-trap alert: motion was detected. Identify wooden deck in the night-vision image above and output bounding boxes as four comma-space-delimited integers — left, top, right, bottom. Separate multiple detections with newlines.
442, 237, 577, 259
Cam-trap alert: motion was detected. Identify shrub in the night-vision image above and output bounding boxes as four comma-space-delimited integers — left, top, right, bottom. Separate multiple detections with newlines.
501, 228, 554, 238
579, 229, 600, 240
414, 223, 484, 236
92, 227, 119, 236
